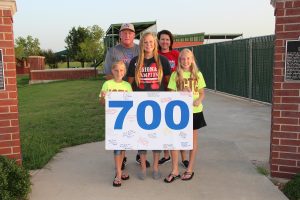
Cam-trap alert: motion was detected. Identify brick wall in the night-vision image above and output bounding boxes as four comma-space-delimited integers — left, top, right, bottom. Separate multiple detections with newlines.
28, 56, 45, 70
16, 59, 29, 74
270, 0, 300, 179
0, 4, 22, 164
30, 68, 97, 84
16, 65, 29, 74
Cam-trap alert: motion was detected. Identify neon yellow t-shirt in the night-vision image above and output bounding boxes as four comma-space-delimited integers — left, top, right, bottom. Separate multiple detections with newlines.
168, 71, 206, 113
100, 80, 132, 98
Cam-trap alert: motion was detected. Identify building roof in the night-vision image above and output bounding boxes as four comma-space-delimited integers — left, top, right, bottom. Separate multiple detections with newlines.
174, 33, 243, 42
173, 33, 243, 48
204, 33, 243, 39
105, 21, 156, 39
55, 49, 68, 56
174, 33, 205, 42
104, 21, 157, 49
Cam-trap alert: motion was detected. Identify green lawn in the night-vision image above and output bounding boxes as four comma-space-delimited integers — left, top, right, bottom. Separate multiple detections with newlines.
17, 75, 105, 170
44, 61, 104, 72
45, 61, 91, 69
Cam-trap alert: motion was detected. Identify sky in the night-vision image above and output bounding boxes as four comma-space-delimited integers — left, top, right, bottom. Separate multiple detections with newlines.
13, 0, 275, 52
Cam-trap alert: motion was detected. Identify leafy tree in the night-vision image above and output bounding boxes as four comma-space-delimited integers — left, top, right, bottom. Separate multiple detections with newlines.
40, 49, 59, 69
65, 25, 105, 68
65, 26, 89, 68
79, 25, 105, 65
15, 35, 41, 60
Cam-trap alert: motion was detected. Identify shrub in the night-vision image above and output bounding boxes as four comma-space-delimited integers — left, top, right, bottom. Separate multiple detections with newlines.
0, 155, 31, 200
283, 173, 300, 200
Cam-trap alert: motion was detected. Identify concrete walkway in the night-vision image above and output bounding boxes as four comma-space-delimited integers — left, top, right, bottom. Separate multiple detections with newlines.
29, 91, 288, 200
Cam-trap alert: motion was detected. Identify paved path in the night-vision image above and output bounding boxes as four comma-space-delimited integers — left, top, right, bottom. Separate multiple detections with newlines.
29, 91, 288, 200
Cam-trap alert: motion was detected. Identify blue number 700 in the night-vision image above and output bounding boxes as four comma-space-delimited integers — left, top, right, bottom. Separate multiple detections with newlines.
108, 100, 189, 130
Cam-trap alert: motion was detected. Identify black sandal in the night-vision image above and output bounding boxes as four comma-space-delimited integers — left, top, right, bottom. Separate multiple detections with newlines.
164, 173, 181, 183
113, 177, 121, 187
181, 171, 194, 181
121, 173, 130, 180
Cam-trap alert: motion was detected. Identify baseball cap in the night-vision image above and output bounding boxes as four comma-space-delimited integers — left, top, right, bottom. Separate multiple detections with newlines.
120, 23, 135, 32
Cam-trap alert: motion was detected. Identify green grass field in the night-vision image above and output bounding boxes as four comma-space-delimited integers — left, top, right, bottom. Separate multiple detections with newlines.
17, 75, 105, 170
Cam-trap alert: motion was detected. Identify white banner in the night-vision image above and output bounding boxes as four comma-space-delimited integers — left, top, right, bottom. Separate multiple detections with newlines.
105, 92, 193, 150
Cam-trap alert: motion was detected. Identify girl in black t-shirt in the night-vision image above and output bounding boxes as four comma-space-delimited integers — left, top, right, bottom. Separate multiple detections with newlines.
127, 32, 171, 180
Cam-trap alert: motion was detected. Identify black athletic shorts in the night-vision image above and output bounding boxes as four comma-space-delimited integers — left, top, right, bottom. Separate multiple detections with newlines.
193, 112, 207, 130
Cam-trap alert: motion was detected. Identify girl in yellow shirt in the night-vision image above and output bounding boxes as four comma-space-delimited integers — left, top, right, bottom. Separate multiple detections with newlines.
165, 48, 207, 183
100, 61, 132, 187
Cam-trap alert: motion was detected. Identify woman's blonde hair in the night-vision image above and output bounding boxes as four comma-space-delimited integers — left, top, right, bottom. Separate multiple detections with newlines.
176, 48, 200, 90
135, 32, 163, 86
111, 60, 127, 74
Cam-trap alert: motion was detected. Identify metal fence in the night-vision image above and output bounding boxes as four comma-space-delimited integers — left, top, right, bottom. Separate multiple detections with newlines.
179, 35, 274, 103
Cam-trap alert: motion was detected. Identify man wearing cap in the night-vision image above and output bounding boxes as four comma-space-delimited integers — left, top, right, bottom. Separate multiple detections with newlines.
104, 23, 139, 80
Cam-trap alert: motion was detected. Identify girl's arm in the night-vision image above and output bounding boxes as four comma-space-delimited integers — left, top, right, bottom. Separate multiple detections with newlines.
193, 88, 205, 107
100, 91, 106, 106
163, 75, 170, 91
127, 57, 136, 85
164, 75, 170, 85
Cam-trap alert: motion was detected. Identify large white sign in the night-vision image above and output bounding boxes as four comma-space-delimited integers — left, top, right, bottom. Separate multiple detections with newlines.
105, 92, 193, 150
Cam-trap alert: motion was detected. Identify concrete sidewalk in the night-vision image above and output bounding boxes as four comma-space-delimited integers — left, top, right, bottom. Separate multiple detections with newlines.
29, 91, 288, 200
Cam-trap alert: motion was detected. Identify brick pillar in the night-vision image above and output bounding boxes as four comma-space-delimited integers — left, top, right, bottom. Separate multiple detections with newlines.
28, 56, 45, 70
270, 0, 300, 179
0, 1, 21, 164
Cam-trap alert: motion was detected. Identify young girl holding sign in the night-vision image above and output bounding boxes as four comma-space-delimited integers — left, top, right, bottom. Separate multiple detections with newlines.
100, 61, 132, 187
164, 48, 207, 183
127, 32, 171, 180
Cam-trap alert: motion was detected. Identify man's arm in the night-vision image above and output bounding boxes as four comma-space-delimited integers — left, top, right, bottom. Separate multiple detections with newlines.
104, 48, 113, 79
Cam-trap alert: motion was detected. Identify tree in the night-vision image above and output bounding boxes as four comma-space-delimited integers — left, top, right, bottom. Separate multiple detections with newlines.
79, 25, 105, 65
65, 25, 105, 68
40, 49, 59, 69
65, 26, 89, 68
15, 35, 41, 60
